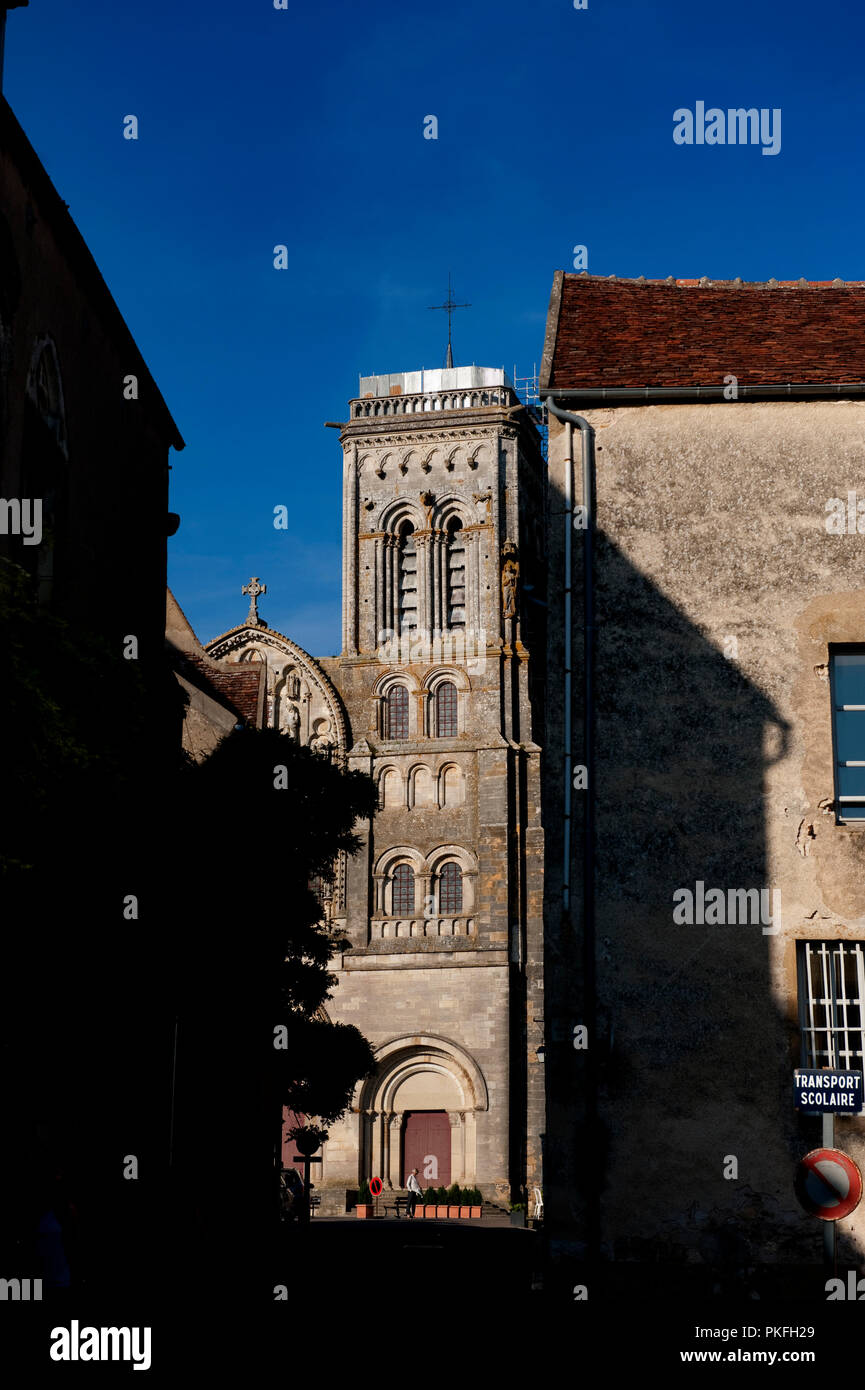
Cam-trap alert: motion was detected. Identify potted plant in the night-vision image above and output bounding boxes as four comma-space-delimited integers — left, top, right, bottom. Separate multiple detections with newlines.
509, 1202, 526, 1228
467, 1187, 482, 1218
446, 1184, 462, 1218
459, 1187, 471, 1219
422, 1187, 437, 1218
356, 1179, 373, 1219
435, 1187, 449, 1219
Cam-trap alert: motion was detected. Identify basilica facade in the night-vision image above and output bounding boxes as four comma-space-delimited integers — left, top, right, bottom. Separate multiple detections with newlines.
193, 366, 547, 1212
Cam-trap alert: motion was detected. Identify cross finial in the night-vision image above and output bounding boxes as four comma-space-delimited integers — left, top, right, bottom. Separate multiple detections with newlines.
428, 271, 470, 369
242, 576, 267, 627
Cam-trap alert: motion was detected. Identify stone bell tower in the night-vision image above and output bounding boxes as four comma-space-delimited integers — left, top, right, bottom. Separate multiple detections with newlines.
316, 365, 547, 1211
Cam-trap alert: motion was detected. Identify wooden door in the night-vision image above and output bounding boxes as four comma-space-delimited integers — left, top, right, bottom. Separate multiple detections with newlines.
402, 1111, 451, 1187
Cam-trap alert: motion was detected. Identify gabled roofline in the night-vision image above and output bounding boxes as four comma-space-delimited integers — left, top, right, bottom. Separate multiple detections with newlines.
1, 96, 184, 450
538, 270, 563, 396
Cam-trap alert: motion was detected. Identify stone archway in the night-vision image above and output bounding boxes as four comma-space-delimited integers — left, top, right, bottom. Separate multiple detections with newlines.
358, 1035, 488, 1191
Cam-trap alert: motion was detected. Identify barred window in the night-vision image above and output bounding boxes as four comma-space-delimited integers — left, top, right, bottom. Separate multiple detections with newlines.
386, 685, 409, 740
439, 862, 463, 914
797, 940, 865, 1072
391, 863, 415, 915
830, 648, 865, 822
435, 681, 458, 738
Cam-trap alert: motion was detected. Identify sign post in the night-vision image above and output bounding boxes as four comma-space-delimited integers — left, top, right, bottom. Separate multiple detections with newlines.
794, 1145, 863, 1280
822, 1116, 835, 1273
794, 1067, 864, 1273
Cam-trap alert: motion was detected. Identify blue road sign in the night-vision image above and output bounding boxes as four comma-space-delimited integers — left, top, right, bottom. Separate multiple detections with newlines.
795, 1070, 864, 1115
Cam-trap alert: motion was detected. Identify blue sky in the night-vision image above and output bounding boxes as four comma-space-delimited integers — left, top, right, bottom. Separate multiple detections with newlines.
6, 0, 864, 654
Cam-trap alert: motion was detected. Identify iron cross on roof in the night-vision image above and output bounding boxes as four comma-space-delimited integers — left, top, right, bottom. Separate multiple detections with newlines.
428, 272, 470, 369
242, 576, 266, 625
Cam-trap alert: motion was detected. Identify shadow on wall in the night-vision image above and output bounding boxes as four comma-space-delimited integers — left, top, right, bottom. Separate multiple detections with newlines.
542, 523, 840, 1292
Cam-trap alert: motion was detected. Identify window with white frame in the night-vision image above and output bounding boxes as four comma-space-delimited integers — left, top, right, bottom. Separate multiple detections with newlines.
830, 647, 865, 822
797, 940, 865, 1072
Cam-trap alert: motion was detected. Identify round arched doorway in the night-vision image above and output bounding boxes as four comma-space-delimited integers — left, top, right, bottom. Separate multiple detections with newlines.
358, 1035, 488, 1191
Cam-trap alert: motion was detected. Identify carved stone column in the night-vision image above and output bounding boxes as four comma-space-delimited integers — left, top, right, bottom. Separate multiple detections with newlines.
372, 871, 386, 915
382, 1110, 392, 1187
463, 1111, 477, 1184
362, 1110, 377, 1182
418, 872, 433, 930
414, 531, 431, 638
384, 535, 395, 635
466, 531, 481, 638
437, 529, 447, 633
389, 1113, 403, 1189
449, 1111, 465, 1184
416, 689, 429, 740
463, 868, 478, 913
374, 534, 385, 653
370, 692, 383, 736
369, 1112, 383, 1189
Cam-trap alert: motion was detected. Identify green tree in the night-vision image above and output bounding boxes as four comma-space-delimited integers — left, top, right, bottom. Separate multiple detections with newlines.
168, 726, 378, 1268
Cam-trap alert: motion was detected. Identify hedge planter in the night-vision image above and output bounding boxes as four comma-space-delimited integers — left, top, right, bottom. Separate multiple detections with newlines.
436, 1205, 449, 1218
470, 1205, 481, 1218
448, 1205, 461, 1218
356, 1204, 373, 1219
423, 1206, 437, 1219
459, 1205, 471, 1219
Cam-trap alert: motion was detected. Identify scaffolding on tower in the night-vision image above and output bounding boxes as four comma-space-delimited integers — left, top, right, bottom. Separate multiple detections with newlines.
513, 364, 548, 460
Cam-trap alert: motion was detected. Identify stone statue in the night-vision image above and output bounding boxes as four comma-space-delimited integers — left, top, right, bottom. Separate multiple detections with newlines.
310, 717, 333, 758
282, 703, 300, 739
501, 542, 519, 620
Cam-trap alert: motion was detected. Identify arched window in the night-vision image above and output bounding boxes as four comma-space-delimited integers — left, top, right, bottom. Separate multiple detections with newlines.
385, 685, 409, 740
439, 862, 463, 914
435, 681, 458, 738
397, 522, 417, 631
392, 863, 416, 915
445, 519, 466, 627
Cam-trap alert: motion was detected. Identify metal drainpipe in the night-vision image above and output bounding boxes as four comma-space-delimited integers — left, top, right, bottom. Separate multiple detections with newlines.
545, 395, 599, 1266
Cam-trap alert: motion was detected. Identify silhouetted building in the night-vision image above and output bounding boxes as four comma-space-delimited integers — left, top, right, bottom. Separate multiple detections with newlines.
0, 93, 183, 713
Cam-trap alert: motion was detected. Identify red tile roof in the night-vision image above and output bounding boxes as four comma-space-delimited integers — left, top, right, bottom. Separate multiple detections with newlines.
181, 653, 263, 726
542, 273, 865, 392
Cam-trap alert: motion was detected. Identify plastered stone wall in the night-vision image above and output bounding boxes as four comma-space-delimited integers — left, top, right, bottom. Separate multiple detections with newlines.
545, 399, 865, 1273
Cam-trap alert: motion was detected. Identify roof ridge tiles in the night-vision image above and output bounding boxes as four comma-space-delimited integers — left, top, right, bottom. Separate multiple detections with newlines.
564, 273, 865, 288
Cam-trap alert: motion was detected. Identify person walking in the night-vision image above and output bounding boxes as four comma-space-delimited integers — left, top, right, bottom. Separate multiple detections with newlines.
406, 1168, 422, 1219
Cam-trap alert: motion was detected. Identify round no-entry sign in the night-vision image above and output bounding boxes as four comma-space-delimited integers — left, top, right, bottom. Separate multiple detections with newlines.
794, 1148, 863, 1220
369, 1177, 383, 1197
